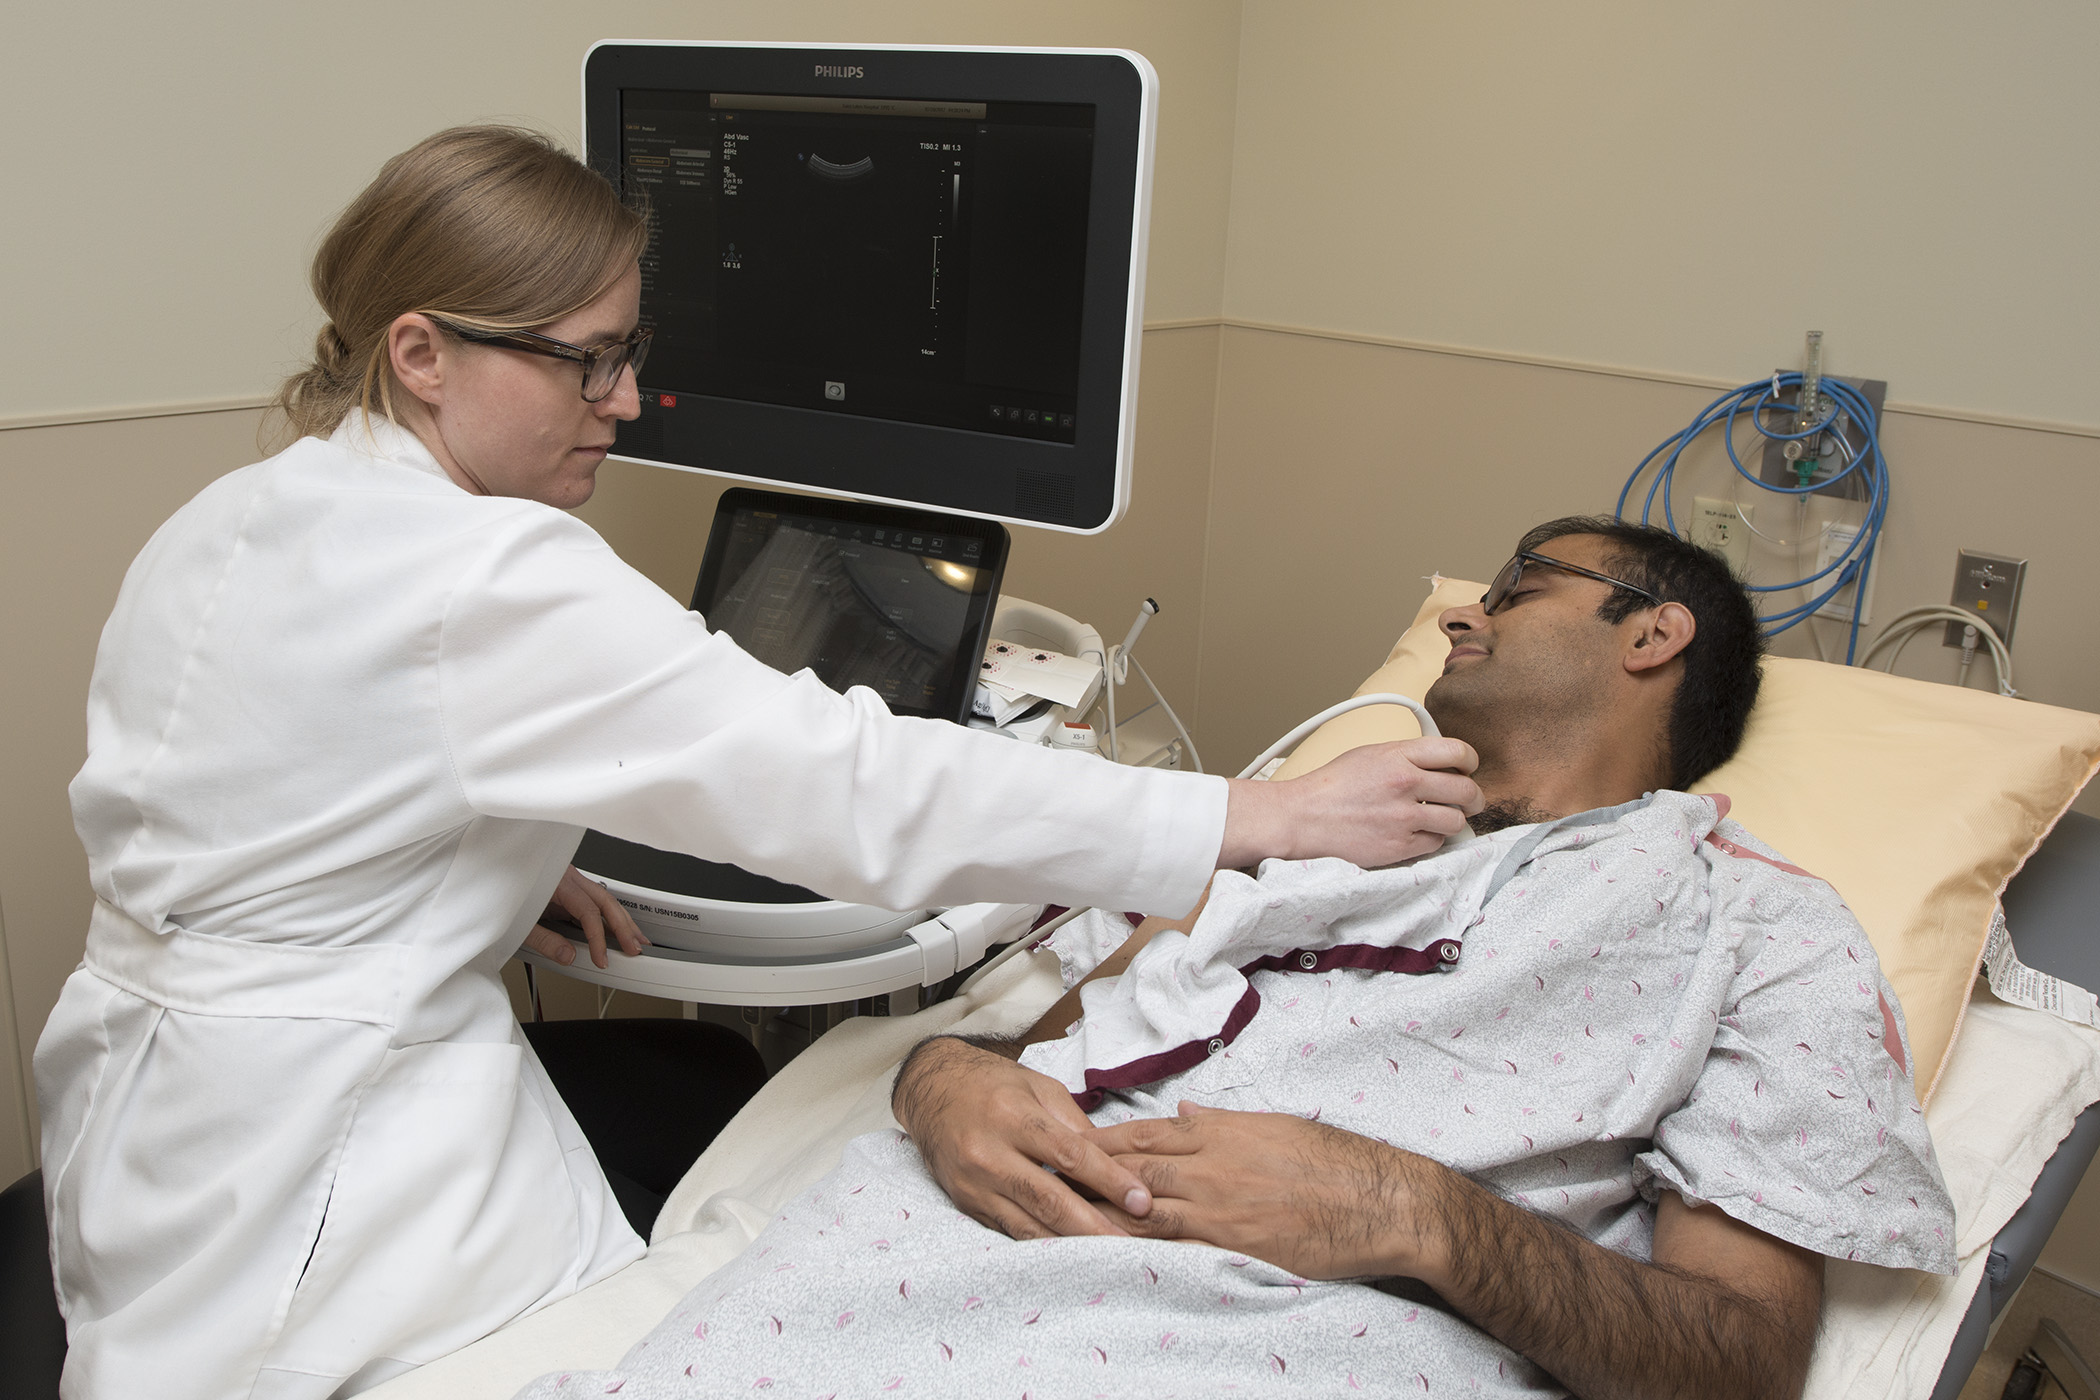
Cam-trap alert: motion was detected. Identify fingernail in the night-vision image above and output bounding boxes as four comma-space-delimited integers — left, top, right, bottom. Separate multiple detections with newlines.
1124, 1187, 1151, 1216
557, 946, 574, 964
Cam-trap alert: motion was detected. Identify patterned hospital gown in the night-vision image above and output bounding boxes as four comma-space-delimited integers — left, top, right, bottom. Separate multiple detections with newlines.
517, 791, 1954, 1399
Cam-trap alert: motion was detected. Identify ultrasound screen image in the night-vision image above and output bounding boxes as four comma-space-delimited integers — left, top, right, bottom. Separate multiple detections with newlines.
702, 506, 989, 718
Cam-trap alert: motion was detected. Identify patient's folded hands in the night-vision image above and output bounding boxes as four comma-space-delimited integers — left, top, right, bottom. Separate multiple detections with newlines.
1082, 1100, 1431, 1281
894, 1032, 1435, 1283
891, 1034, 1155, 1241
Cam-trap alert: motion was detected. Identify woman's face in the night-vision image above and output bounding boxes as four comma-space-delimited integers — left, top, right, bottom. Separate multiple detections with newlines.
394, 261, 644, 509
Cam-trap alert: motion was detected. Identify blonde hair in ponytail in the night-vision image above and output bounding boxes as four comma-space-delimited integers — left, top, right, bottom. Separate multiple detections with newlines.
269, 125, 648, 448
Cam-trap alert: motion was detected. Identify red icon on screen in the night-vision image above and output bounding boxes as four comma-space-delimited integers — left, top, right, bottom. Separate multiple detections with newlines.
658, 394, 678, 408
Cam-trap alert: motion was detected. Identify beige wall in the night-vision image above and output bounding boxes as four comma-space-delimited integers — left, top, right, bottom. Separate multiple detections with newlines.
1220, 1, 2100, 430
0, 0, 1242, 425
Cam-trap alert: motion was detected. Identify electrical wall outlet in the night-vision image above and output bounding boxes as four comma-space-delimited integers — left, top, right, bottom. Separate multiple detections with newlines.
1945, 549, 2026, 648
1812, 522, 1877, 625
1691, 497, 1751, 573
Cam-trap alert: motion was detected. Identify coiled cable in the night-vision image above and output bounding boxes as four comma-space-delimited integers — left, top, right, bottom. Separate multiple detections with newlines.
1616, 371, 1889, 663
1858, 606, 2016, 697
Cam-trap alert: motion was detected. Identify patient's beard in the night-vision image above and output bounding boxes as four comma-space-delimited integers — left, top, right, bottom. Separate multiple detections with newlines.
1470, 797, 1556, 835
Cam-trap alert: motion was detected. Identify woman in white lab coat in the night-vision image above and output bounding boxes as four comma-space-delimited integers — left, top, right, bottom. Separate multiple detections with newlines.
34, 127, 1479, 1400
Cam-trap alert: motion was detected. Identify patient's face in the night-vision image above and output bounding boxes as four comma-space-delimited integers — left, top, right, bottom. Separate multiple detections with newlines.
1425, 534, 1632, 744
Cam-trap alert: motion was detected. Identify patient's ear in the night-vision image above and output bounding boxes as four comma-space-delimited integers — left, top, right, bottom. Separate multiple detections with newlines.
1624, 601, 1695, 674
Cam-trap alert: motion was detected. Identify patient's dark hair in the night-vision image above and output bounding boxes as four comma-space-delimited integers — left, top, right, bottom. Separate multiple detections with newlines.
1517, 515, 1764, 789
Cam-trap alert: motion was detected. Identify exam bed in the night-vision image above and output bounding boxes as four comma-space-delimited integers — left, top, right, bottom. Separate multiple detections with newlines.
1929, 809, 2100, 1400
368, 578, 2100, 1400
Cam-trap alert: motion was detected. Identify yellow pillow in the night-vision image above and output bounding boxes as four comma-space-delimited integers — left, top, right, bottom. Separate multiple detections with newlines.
1272, 577, 2100, 1101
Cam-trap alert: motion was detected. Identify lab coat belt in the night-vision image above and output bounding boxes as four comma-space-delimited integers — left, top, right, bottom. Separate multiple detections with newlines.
84, 899, 406, 1026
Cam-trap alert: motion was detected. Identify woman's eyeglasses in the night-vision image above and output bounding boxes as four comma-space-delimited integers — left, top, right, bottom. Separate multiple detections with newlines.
1482, 550, 1664, 616
434, 321, 653, 403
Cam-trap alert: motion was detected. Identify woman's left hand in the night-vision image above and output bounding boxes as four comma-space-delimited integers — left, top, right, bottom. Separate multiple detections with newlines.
523, 865, 650, 969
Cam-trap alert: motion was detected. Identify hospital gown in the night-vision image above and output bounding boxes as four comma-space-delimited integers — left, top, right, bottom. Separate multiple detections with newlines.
516, 791, 1955, 1398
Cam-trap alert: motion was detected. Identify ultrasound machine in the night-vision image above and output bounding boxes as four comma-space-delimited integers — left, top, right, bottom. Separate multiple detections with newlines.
519, 42, 1161, 1021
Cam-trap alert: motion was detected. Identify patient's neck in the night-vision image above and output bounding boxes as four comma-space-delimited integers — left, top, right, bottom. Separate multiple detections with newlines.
1462, 725, 1669, 834
1470, 797, 1557, 835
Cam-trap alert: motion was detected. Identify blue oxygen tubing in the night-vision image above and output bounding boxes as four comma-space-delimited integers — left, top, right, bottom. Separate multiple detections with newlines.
1614, 372, 1889, 664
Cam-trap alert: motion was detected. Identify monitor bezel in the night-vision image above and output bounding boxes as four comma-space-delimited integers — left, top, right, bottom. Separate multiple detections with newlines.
583, 40, 1156, 535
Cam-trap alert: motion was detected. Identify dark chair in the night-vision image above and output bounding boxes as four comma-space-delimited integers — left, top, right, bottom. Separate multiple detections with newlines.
522, 1015, 770, 1237
0, 1169, 66, 1399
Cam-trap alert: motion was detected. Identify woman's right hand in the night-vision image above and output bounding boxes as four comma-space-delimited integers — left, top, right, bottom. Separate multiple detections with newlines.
892, 1035, 1154, 1241
1219, 736, 1482, 870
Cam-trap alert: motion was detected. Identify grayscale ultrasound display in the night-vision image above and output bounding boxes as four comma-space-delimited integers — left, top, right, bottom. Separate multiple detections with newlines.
699, 501, 994, 718
620, 89, 1092, 444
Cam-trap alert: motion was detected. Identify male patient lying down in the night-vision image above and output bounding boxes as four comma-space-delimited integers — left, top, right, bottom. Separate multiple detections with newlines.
517, 520, 1954, 1400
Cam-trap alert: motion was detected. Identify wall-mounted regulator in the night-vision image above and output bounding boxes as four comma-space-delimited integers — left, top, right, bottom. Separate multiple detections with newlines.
1757, 331, 1887, 502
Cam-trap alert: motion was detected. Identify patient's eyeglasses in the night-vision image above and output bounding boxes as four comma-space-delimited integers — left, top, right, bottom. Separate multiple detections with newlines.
432, 321, 653, 403
1482, 551, 1665, 616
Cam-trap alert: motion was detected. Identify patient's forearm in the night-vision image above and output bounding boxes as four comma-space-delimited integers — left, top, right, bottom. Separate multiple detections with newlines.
1089, 1101, 1817, 1398
894, 1032, 1022, 1104
1404, 1169, 1819, 1400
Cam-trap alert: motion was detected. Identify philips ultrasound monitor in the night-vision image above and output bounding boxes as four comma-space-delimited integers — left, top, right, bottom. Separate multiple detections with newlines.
582, 41, 1156, 533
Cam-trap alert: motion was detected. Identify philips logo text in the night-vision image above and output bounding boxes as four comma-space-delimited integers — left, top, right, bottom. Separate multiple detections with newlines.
814, 64, 865, 78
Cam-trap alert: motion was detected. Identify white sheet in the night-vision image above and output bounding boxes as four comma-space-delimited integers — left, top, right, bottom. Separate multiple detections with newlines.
1805, 991, 2100, 1396
365, 959, 2100, 1400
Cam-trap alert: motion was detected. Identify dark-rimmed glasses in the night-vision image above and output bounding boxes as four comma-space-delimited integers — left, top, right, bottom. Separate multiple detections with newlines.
433, 321, 653, 403
1482, 550, 1665, 616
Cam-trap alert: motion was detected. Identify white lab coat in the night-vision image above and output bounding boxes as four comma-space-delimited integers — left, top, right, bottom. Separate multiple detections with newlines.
36, 417, 1225, 1400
